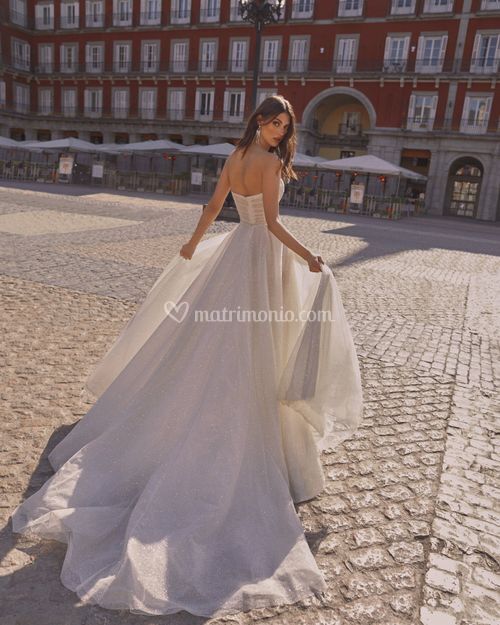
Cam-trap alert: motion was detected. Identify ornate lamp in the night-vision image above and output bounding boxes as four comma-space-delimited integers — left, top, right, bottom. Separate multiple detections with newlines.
238, 1, 285, 111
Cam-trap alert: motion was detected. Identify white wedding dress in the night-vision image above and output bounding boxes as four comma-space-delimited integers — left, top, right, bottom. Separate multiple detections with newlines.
11, 178, 363, 617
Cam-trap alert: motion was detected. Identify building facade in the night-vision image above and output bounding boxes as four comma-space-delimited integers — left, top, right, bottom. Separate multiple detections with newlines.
0, 0, 499, 220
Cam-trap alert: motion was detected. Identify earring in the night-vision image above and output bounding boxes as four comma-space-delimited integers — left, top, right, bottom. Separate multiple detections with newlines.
254, 124, 261, 145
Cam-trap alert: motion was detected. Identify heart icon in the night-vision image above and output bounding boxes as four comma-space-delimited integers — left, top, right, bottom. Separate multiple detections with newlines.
163, 300, 189, 323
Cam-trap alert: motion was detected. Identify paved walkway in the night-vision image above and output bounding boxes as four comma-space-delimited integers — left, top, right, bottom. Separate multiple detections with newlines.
0, 181, 498, 625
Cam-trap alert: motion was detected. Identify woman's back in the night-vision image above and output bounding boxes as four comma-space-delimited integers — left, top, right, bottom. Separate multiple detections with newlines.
226, 146, 279, 197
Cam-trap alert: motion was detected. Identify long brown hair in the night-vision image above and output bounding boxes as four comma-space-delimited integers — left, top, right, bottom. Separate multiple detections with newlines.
235, 95, 298, 182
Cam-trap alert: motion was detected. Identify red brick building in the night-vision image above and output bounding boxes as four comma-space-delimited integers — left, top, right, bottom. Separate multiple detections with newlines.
0, 0, 499, 219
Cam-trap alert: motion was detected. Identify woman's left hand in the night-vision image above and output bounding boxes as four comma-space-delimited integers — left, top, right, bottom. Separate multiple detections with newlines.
179, 241, 196, 260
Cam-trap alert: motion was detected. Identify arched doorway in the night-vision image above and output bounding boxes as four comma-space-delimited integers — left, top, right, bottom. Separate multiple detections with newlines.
445, 157, 483, 218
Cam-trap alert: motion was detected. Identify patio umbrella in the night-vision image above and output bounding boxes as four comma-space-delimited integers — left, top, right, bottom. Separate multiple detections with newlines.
109, 139, 184, 153
319, 154, 427, 180
179, 142, 236, 157
293, 152, 320, 167
0, 136, 34, 149
20, 137, 101, 152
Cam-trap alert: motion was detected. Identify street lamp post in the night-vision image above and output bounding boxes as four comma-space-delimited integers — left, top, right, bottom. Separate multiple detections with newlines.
238, 1, 285, 111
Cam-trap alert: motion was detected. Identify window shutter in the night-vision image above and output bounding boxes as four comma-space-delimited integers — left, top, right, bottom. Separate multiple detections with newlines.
384, 36, 391, 62
415, 36, 424, 69
407, 94, 416, 125
439, 34, 448, 67
430, 94, 438, 126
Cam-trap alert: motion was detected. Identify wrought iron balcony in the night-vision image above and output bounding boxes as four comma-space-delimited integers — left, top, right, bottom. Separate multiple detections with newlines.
5, 55, 500, 78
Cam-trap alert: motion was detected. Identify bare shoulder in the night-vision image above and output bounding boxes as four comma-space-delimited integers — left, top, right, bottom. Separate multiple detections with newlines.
261, 151, 281, 173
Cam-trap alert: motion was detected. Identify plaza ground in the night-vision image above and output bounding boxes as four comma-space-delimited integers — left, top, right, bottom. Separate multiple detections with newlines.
0, 181, 498, 625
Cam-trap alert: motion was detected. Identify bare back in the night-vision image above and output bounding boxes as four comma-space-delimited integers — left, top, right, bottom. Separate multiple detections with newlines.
226, 147, 280, 197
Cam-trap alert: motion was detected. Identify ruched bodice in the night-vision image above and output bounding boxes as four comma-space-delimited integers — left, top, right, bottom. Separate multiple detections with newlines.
232, 178, 285, 225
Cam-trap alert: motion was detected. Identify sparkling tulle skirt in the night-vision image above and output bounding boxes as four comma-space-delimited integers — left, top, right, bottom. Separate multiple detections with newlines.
11, 219, 363, 617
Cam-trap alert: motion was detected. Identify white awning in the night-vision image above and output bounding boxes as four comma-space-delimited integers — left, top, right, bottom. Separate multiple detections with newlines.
319, 154, 427, 180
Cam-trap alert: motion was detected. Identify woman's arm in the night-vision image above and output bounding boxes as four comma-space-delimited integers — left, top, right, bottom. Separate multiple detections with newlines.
180, 160, 231, 259
262, 155, 324, 272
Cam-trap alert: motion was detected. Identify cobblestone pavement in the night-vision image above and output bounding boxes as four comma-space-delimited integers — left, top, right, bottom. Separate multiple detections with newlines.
0, 181, 499, 625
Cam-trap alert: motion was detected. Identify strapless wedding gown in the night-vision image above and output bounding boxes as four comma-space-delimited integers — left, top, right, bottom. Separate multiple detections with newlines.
11, 178, 363, 617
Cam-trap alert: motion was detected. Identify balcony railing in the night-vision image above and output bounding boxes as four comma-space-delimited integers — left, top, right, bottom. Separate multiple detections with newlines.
404, 117, 498, 134
291, 1, 315, 19
139, 10, 162, 23
3, 105, 499, 135
337, 0, 364, 17
199, 8, 220, 21
5, 56, 500, 77
85, 13, 105, 27
35, 17, 54, 29
170, 8, 191, 23
0, 106, 251, 124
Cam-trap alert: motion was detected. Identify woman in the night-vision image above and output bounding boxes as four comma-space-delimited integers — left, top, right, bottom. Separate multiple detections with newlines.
11, 96, 363, 617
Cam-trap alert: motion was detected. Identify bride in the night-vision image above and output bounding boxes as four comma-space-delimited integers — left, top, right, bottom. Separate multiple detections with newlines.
11, 95, 363, 617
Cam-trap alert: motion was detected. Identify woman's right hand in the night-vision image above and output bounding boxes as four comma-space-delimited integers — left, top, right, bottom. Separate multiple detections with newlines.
179, 241, 196, 260
306, 252, 325, 273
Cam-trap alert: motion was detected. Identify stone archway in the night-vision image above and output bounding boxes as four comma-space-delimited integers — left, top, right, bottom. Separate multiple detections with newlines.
444, 157, 484, 218
300, 87, 377, 159
302, 87, 377, 130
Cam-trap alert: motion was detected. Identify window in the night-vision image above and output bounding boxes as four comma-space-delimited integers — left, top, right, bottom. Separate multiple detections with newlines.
84, 87, 103, 117
10, 0, 27, 26
481, 0, 500, 9
0, 81, 6, 107
62, 87, 77, 116
86, 1, 104, 26
423, 0, 453, 13
229, 0, 243, 21
415, 34, 448, 72
257, 89, 277, 106
391, 0, 415, 14
140, 0, 161, 25
171, 0, 191, 24
200, 0, 220, 22
12, 39, 31, 71
14, 83, 30, 113
38, 44, 53, 72
407, 93, 438, 130
195, 88, 214, 120
113, 0, 132, 25
291, 0, 314, 19
200, 40, 217, 72
35, 3, 54, 29
224, 90, 245, 122
168, 88, 185, 120
141, 41, 159, 72
460, 95, 492, 133
86, 43, 104, 73
289, 38, 309, 72
383, 35, 410, 72
335, 37, 357, 73
114, 42, 132, 73
61, 44, 78, 72
38, 87, 53, 114
471, 33, 500, 73
112, 88, 129, 118
139, 88, 157, 119
230, 40, 248, 72
341, 111, 361, 135
262, 39, 280, 73
338, 0, 363, 17
171, 41, 189, 72
61, 2, 79, 28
